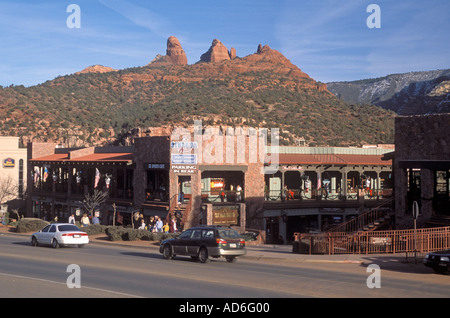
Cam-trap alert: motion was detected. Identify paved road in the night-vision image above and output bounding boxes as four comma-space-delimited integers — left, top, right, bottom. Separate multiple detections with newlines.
0, 233, 448, 300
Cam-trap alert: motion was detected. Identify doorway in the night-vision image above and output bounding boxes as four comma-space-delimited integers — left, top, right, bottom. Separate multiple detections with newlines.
178, 176, 191, 204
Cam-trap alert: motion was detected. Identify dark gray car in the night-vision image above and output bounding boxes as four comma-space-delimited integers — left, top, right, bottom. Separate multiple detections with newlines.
424, 249, 450, 274
160, 226, 246, 263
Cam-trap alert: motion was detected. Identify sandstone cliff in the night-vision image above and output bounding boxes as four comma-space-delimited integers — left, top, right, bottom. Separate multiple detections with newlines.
199, 39, 236, 63
150, 36, 188, 66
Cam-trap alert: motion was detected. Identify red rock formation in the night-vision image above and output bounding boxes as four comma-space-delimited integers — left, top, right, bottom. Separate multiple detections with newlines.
229, 47, 236, 59
200, 39, 231, 63
76, 65, 117, 74
150, 36, 188, 66
166, 36, 188, 65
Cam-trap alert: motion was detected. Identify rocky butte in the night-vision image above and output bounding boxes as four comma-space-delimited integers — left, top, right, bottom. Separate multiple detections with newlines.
150, 36, 188, 66
199, 39, 236, 63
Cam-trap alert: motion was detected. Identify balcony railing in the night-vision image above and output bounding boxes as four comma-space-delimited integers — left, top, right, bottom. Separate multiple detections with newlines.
295, 226, 450, 255
201, 190, 244, 203
264, 188, 393, 201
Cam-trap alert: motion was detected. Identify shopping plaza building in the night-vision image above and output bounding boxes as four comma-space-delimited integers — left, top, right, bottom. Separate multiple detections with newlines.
26, 125, 397, 242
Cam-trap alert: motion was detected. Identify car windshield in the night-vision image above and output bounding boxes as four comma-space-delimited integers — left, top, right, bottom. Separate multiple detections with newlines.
58, 225, 80, 232
218, 229, 240, 239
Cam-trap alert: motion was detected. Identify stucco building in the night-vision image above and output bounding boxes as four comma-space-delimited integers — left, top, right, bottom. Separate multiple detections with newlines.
0, 136, 27, 203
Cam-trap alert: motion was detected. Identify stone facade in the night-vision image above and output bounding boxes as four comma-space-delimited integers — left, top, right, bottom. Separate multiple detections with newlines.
394, 114, 450, 228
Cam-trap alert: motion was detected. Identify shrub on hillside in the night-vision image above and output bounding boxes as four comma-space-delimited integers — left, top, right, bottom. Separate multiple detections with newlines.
16, 218, 49, 233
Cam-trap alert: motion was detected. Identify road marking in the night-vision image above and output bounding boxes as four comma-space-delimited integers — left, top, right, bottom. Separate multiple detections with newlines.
0, 272, 143, 298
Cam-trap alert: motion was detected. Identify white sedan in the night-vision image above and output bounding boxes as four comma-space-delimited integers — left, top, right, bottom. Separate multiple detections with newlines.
31, 223, 89, 248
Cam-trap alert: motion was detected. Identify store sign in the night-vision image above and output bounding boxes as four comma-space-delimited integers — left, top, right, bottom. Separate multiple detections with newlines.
171, 154, 197, 164
211, 180, 224, 188
370, 237, 392, 245
148, 163, 165, 169
170, 141, 198, 149
172, 165, 196, 174
3, 158, 15, 168
213, 205, 239, 226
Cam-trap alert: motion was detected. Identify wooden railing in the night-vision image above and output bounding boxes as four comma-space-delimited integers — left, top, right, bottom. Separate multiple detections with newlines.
179, 196, 192, 230
165, 194, 179, 224
328, 198, 394, 233
295, 226, 450, 255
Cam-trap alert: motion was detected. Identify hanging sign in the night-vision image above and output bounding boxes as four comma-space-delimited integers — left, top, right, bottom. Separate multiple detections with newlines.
3, 158, 15, 168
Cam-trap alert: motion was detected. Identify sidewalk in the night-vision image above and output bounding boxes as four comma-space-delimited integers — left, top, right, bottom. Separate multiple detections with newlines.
1, 224, 417, 265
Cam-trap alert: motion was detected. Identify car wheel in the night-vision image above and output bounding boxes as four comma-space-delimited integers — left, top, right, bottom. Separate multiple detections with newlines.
162, 244, 173, 260
31, 236, 38, 247
198, 247, 210, 263
52, 239, 59, 249
225, 256, 236, 263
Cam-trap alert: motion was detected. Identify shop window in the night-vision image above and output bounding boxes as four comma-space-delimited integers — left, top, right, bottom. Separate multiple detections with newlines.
407, 168, 421, 214
18, 159, 24, 199
434, 170, 450, 216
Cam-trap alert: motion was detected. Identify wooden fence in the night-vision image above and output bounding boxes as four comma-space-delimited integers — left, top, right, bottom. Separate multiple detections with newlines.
294, 226, 450, 255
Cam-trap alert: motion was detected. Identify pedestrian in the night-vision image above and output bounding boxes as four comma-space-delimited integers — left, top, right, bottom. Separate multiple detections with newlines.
81, 214, 90, 227
155, 216, 163, 232
148, 216, 155, 232
68, 213, 75, 225
92, 211, 100, 225
163, 221, 169, 233
133, 212, 141, 229
169, 216, 178, 233
236, 184, 242, 202
138, 219, 146, 230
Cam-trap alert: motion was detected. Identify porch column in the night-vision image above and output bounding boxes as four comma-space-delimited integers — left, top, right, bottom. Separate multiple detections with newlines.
341, 167, 348, 200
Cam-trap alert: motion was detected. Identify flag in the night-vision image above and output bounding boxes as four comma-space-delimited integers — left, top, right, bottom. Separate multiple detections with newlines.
94, 168, 100, 188
34, 168, 40, 185
317, 175, 321, 190
43, 167, 48, 182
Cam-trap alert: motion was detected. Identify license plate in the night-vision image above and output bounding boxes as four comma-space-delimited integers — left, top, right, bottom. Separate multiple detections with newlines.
229, 243, 236, 248
73, 235, 81, 238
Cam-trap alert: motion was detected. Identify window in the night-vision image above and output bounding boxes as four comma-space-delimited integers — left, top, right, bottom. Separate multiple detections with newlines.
41, 225, 51, 233
58, 225, 80, 232
434, 170, 450, 216
218, 229, 240, 239
202, 230, 215, 238
192, 230, 202, 239
407, 168, 421, 213
49, 225, 56, 233
179, 230, 192, 239
436, 170, 449, 195
18, 159, 24, 199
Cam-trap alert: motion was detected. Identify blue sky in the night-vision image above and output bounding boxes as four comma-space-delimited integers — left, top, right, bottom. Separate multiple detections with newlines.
0, 0, 449, 87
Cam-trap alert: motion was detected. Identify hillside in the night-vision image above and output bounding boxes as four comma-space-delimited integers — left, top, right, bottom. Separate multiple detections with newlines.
327, 69, 450, 115
0, 37, 395, 147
